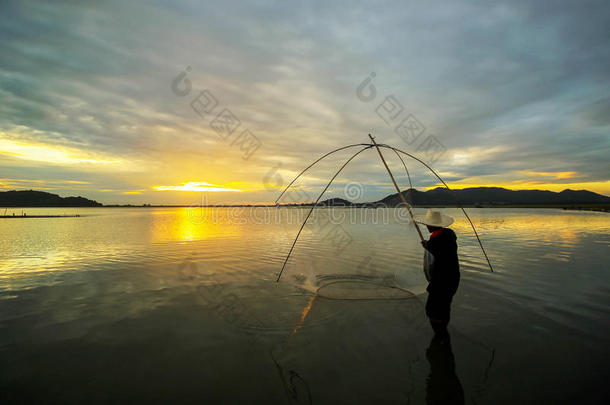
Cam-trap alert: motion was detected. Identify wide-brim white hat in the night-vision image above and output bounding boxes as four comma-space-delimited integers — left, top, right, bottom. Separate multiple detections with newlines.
414, 209, 454, 227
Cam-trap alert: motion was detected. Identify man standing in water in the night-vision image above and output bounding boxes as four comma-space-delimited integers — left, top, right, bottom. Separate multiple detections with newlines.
415, 209, 460, 334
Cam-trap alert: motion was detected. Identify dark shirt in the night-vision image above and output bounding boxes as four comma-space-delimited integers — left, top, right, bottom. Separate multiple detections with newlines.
423, 228, 460, 294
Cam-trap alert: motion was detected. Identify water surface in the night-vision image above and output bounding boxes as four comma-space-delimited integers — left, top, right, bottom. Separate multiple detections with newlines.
1, 207, 609, 403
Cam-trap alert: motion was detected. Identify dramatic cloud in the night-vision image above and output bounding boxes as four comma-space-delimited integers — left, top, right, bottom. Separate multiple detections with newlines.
1, 0, 609, 204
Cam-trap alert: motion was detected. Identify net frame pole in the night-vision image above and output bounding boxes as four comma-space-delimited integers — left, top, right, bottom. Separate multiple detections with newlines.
276, 145, 374, 282
368, 134, 424, 242
378, 144, 494, 273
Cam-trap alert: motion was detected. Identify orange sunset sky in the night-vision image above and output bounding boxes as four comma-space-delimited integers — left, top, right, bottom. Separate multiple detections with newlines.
1, 1, 609, 204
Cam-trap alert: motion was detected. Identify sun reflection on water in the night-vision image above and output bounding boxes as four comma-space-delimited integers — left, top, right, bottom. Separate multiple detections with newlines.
149, 208, 244, 242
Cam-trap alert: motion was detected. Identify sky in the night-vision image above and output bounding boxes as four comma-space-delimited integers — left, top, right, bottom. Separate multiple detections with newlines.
1, 0, 609, 205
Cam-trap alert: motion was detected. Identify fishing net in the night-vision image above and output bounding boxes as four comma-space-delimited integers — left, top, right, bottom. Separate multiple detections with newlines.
275, 207, 428, 300
315, 275, 416, 300
274, 139, 492, 300
281, 258, 426, 301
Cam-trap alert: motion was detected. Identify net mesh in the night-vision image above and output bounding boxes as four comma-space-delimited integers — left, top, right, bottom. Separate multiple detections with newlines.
277, 208, 428, 300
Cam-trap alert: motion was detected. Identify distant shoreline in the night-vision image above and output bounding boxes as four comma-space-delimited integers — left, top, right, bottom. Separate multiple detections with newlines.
2, 189, 609, 211
108, 203, 610, 209
0, 214, 81, 218
4, 204, 609, 211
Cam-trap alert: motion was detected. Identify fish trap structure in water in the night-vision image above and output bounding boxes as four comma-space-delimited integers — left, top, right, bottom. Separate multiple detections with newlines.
274, 135, 493, 300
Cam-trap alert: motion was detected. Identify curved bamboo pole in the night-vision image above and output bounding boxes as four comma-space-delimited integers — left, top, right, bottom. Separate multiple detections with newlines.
276, 145, 374, 282
378, 144, 494, 273
369, 135, 424, 241
273, 139, 494, 275
391, 148, 413, 189
275, 142, 413, 204
274, 143, 370, 204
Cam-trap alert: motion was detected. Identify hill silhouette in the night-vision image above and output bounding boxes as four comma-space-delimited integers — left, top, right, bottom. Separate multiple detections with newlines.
320, 187, 610, 207
2, 187, 609, 208
0, 190, 102, 207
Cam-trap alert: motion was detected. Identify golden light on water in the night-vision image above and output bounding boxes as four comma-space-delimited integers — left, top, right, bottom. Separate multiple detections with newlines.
449, 210, 610, 247
292, 294, 317, 334
149, 208, 243, 242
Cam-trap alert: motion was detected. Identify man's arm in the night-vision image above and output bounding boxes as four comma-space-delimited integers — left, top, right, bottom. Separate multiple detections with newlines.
421, 234, 444, 256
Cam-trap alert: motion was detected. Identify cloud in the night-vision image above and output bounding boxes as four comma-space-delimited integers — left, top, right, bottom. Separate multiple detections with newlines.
0, 0, 609, 203
0, 136, 118, 165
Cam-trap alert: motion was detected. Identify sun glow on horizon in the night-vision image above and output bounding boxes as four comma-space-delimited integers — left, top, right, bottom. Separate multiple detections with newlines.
153, 181, 242, 192
518, 171, 578, 180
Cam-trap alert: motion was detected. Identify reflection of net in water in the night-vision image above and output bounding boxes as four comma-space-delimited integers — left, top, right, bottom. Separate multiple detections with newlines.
285, 257, 425, 300
314, 274, 416, 300
281, 241, 428, 300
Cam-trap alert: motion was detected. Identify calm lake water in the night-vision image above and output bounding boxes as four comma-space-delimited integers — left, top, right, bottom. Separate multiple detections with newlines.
1, 207, 609, 404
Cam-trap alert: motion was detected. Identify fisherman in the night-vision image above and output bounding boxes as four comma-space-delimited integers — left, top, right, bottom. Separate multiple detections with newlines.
415, 209, 460, 334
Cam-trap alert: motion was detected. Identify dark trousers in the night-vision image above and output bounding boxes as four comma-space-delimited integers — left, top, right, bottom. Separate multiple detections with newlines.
425, 291, 455, 324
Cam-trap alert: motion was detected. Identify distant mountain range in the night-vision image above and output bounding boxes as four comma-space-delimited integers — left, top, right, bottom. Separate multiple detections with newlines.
1, 187, 609, 208
371, 187, 610, 206
0, 190, 102, 207
317, 187, 610, 207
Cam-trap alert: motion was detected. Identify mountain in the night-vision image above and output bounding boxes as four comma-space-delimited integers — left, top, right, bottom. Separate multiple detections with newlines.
320, 187, 610, 207
2, 187, 608, 208
0, 190, 103, 207
316, 197, 353, 206
376, 187, 610, 206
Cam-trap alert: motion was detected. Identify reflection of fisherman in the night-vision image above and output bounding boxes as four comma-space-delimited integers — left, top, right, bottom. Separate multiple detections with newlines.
415, 209, 460, 334
426, 332, 464, 404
